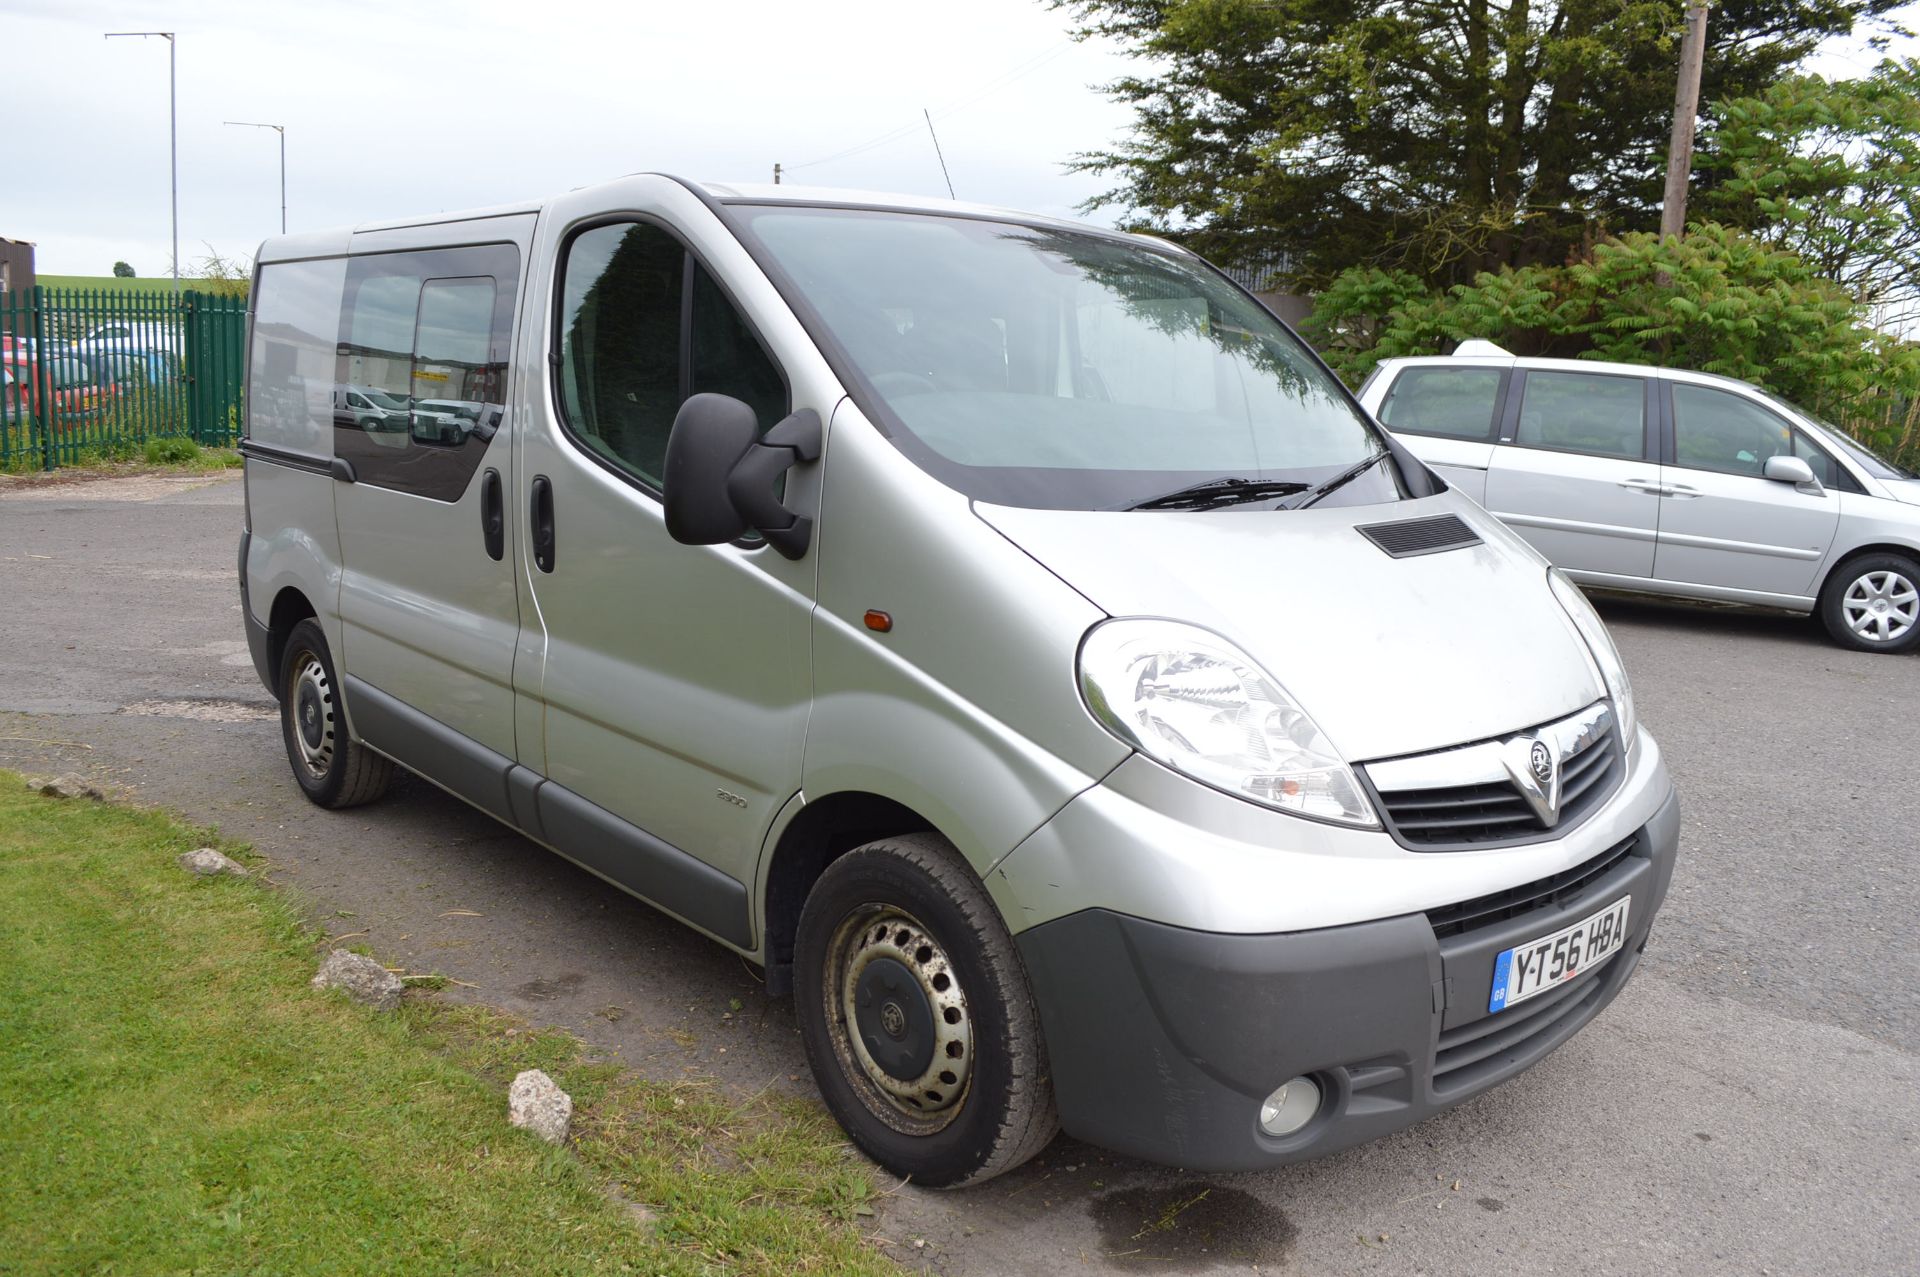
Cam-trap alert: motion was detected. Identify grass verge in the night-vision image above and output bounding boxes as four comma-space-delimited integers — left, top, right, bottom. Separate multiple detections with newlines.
1, 439, 244, 478
0, 772, 893, 1276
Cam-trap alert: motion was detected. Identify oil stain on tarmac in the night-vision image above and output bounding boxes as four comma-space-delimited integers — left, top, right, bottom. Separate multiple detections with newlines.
1089, 1181, 1297, 1268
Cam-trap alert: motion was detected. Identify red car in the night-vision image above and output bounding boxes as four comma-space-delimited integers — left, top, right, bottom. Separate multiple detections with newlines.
0, 353, 117, 422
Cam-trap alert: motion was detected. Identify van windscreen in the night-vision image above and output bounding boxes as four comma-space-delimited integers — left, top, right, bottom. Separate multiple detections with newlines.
733, 205, 1400, 512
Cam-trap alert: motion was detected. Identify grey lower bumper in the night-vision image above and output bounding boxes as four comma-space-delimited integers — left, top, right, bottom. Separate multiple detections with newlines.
1016, 786, 1680, 1171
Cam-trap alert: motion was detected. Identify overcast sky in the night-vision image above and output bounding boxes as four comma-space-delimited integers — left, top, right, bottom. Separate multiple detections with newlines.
4, 0, 1915, 280
3, 0, 1139, 277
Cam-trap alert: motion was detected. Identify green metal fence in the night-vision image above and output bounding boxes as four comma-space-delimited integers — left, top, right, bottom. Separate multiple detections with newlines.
0, 286, 247, 471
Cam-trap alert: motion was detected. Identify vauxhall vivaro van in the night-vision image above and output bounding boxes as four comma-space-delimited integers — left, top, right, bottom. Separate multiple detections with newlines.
238, 176, 1680, 1186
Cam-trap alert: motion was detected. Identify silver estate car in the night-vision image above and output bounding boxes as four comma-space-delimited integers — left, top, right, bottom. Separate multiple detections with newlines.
1360, 343, 1920, 653
238, 178, 1679, 1186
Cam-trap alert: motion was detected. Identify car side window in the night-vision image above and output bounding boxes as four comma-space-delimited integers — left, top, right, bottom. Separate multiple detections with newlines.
1514, 371, 1646, 459
1377, 367, 1503, 440
334, 244, 519, 501
557, 220, 788, 491
1792, 432, 1837, 487
1671, 384, 1793, 478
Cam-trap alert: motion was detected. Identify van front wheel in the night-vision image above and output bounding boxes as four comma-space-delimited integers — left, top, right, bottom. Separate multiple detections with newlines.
278, 619, 394, 809
794, 833, 1058, 1188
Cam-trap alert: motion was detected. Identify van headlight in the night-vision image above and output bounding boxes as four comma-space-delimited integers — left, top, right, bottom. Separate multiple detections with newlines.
1548, 568, 1637, 741
1077, 619, 1378, 827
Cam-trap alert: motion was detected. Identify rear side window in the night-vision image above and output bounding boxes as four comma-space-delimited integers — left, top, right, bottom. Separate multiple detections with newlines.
1515, 371, 1646, 459
249, 257, 347, 458
1377, 366, 1503, 440
556, 221, 788, 491
334, 244, 519, 501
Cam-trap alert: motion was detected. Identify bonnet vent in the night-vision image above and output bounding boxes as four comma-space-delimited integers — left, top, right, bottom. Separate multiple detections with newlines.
1356, 514, 1482, 559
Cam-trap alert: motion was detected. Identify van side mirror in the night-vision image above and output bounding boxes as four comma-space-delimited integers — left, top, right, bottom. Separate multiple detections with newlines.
662, 394, 822, 560
1763, 454, 1824, 496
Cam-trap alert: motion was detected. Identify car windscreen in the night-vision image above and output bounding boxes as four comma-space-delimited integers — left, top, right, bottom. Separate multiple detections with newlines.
732, 205, 1399, 511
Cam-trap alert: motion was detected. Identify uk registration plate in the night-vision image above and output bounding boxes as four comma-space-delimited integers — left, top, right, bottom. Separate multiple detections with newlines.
1488, 896, 1631, 1013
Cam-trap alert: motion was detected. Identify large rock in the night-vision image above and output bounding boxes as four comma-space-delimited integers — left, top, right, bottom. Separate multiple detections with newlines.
27, 773, 104, 801
310, 949, 405, 1011
508, 1069, 573, 1144
178, 847, 248, 877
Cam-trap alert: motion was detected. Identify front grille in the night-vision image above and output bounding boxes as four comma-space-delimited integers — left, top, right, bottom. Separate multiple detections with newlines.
1432, 970, 1611, 1093
1424, 834, 1638, 941
1355, 513, 1482, 558
1367, 713, 1622, 850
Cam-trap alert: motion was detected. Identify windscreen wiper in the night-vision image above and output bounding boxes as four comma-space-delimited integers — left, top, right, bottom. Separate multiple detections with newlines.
1281, 451, 1389, 512
1120, 477, 1310, 512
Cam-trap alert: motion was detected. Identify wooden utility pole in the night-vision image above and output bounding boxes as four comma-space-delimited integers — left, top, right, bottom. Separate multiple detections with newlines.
1660, 3, 1711, 240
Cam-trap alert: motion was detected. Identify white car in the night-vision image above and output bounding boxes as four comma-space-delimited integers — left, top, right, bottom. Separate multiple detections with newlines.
74, 322, 180, 356
1359, 343, 1920, 653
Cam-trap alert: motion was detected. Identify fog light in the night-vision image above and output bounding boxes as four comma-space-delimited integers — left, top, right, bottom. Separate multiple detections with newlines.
1259, 1075, 1321, 1137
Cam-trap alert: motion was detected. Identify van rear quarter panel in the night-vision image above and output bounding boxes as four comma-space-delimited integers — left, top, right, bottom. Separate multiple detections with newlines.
245, 462, 345, 663
244, 249, 352, 670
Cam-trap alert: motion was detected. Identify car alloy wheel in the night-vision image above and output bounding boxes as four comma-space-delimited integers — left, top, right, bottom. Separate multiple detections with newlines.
1841, 568, 1918, 645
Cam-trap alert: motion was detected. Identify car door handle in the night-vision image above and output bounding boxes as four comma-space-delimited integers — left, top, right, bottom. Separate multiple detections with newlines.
1617, 478, 1667, 495
530, 475, 555, 573
1665, 482, 1701, 499
480, 468, 505, 562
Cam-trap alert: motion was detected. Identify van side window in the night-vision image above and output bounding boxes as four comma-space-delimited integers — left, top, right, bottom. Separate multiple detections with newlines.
251, 257, 351, 458
1514, 371, 1646, 459
334, 244, 519, 501
557, 221, 788, 491
1377, 367, 1502, 440
690, 263, 787, 438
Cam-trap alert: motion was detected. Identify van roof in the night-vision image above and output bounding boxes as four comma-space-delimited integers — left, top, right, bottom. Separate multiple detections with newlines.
255, 175, 1151, 264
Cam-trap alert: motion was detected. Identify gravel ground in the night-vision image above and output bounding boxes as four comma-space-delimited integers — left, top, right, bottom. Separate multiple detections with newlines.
1, 472, 1914, 1275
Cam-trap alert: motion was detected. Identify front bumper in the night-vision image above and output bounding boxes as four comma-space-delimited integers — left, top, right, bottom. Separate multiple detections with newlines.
1016, 785, 1679, 1171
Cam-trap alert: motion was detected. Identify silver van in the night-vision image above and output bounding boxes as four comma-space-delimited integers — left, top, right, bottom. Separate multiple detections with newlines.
1361, 344, 1920, 653
238, 177, 1679, 1186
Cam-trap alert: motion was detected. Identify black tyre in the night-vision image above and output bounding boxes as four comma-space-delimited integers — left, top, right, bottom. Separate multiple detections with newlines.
795, 833, 1058, 1188
278, 618, 394, 808
1818, 553, 1920, 654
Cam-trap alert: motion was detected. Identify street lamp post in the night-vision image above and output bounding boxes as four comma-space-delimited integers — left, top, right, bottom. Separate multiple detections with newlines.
105, 31, 178, 298
225, 121, 286, 234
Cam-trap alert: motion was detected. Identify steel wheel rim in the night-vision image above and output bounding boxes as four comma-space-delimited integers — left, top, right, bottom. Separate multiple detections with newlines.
1842, 569, 1918, 644
823, 904, 973, 1135
288, 652, 337, 779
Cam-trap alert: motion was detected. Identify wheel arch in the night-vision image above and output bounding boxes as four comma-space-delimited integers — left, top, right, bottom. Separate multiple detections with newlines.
758, 790, 936, 996
264, 586, 319, 697
1819, 541, 1920, 598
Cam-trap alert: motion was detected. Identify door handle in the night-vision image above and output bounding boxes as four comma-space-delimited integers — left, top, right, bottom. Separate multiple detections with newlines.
1666, 482, 1701, 499
480, 468, 504, 562
1616, 477, 1666, 495
530, 474, 555, 573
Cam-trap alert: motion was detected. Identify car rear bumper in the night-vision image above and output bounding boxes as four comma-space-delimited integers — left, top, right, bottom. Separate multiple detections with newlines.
1016, 785, 1680, 1171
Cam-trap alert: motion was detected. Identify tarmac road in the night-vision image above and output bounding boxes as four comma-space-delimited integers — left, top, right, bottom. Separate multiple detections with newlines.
2, 471, 1915, 1275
